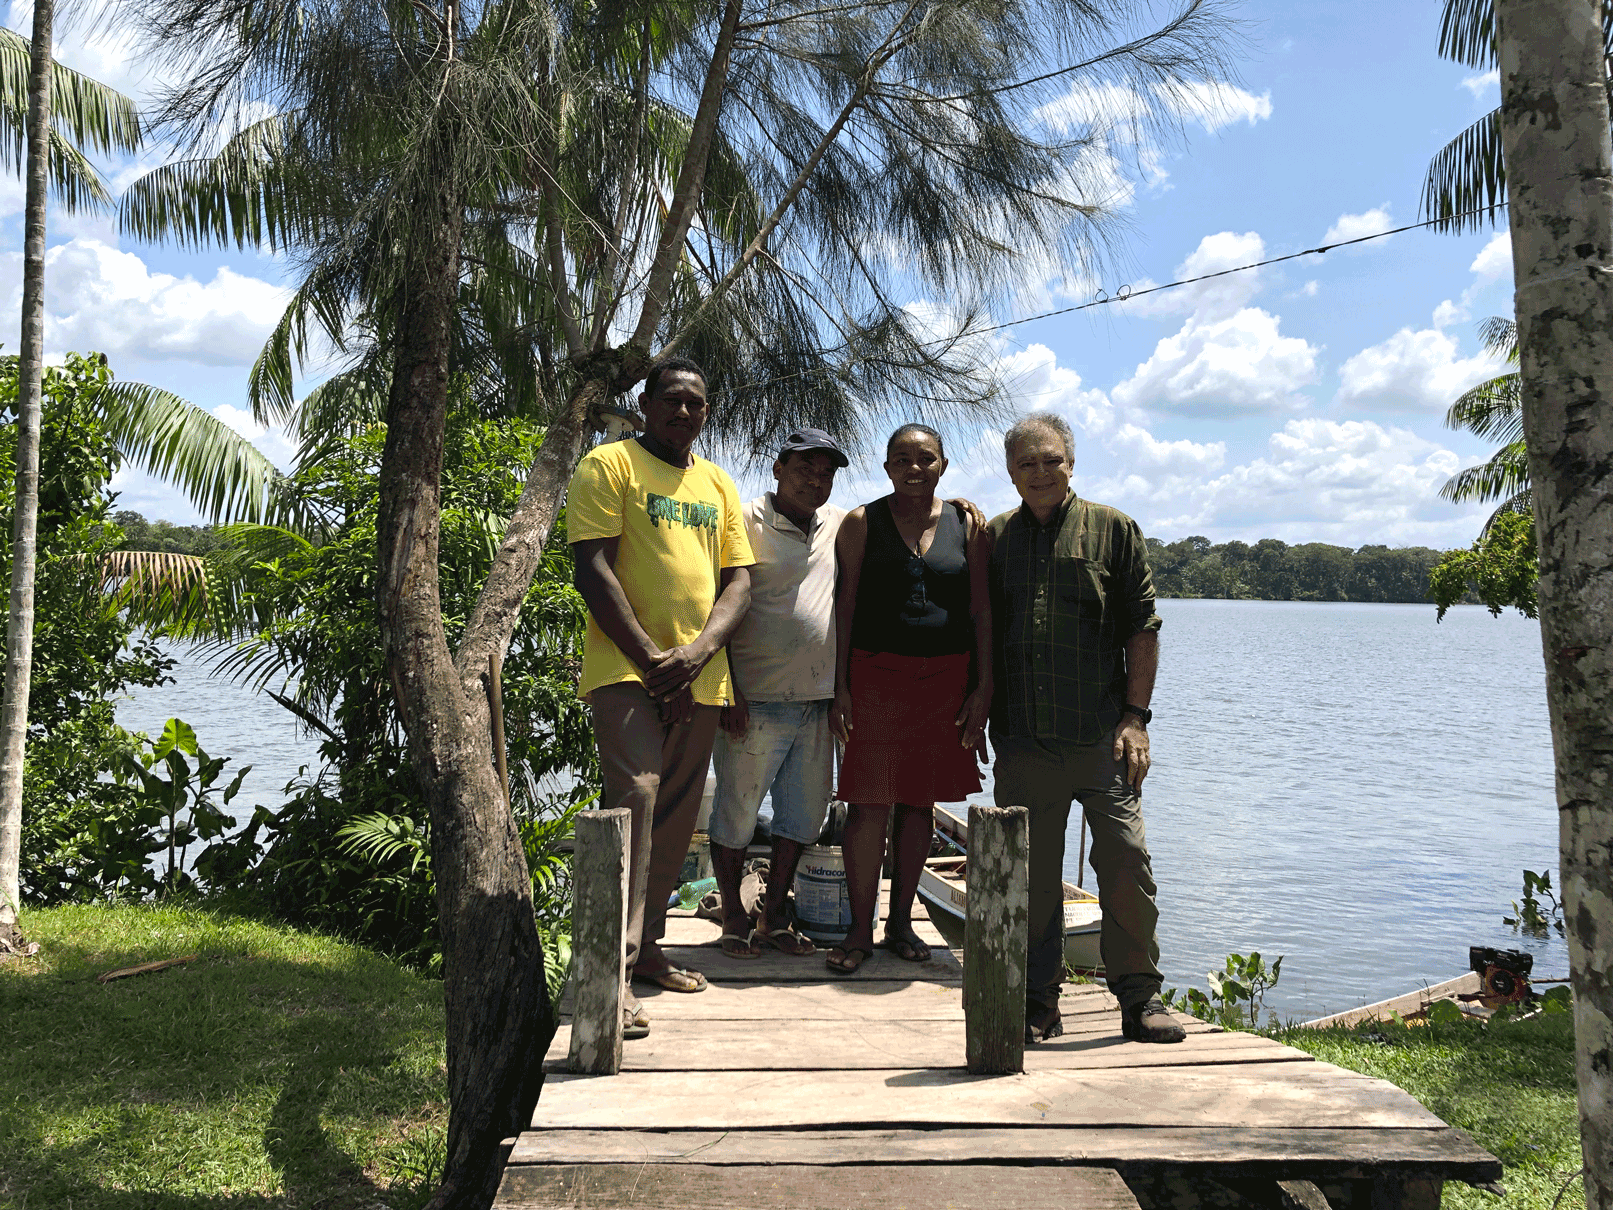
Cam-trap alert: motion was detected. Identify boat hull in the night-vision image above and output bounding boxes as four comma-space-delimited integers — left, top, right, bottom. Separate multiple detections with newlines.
916, 861, 1103, 973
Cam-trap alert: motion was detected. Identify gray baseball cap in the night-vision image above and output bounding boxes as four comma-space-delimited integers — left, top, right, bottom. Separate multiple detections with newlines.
778, 427, 849, 468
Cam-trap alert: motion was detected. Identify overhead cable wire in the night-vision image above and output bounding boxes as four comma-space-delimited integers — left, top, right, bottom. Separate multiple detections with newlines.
704, 202, 1508, 401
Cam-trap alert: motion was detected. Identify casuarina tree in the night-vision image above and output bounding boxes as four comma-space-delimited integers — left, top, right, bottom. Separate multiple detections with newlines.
118, 1, 1242, 1204
1494, 1, 1613, 1206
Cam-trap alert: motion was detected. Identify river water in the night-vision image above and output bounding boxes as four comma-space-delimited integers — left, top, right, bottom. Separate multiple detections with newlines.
115, 599, 1563, 1020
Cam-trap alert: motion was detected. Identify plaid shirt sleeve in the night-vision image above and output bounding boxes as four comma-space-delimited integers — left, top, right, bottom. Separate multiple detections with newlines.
989, 496, 1160, 746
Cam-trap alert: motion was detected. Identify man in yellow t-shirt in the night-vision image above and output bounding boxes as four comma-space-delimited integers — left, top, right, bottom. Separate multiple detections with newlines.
568, 356, 754, 1035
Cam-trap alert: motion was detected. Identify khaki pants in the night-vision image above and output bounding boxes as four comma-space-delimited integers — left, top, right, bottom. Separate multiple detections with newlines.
992, 734, 1163, 1012
590, 682, 720, 981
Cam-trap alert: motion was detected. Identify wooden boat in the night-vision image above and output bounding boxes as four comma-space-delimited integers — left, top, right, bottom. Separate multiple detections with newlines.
915, 804, 1103, 972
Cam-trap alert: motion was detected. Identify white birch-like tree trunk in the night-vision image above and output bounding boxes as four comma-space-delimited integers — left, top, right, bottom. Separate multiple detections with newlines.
0, 0, 55, 947
1495, 2, 1613, 1205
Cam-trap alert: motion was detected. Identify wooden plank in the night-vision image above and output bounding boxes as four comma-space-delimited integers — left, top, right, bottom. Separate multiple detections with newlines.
965, 805, 1029, 1074
564, 981, 1135, 1025
1302, 975, 1481, 1029
495, 1163, 1139, 1210
567, 809, 629, 1074
532, 1063, 1446, 1130
651, 943, 961, 983
542, 1021, 1309, 1072
572, 979, 969, 1021
505, 1127, 1502, 1181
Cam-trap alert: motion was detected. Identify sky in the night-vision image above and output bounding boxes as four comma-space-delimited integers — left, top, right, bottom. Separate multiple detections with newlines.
2, 0, 1515, 549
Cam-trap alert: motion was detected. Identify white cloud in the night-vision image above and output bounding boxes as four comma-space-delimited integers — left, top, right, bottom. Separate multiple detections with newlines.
1119, 230, 1268, 319
1323, 205, 1396, 247
1299, 280, 1319, 297
1461, 70, 1500, 100
1469, 231, 1512, 282
1170, 82, 1274, 133
1133, 418, 1469, 543
1112, 306, 1319, 416
1033, 80, 1273, 202
1432, 298, 1468, 328
0, 238, 291, 365
1335, 325, 1502, 411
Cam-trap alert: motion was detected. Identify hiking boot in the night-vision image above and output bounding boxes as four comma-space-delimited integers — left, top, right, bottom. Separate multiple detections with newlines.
1121, 997, 1186, 1043
1025, 1003, 1064, 1043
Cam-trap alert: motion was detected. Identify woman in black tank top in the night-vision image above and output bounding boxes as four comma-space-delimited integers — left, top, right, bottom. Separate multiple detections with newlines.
825, 424, 993, 975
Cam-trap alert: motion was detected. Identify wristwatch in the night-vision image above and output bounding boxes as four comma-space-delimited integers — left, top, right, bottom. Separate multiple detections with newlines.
1122, 704, 1153, 726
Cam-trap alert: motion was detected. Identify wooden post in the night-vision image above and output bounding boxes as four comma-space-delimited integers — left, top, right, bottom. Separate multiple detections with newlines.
965, 804, 1028, 1074
568, 808, 629, 1075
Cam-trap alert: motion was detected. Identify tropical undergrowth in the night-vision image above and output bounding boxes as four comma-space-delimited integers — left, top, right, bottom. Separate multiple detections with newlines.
0, 352, 178, 905
167, 410, 597, 981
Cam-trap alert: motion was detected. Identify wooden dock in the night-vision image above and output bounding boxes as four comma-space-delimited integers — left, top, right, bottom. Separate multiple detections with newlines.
499, 900, 1501, 1210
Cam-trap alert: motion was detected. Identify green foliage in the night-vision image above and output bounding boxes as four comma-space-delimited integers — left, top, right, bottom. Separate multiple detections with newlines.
168, 412, 596, 972
1426, 508, 1539, 621
333, 790, 588, 995
116, 717, 253, 896
1164, 951, 1283, 1031
1505, 869, 1566, 939
0, 902, 449, 1209
0, 352, 180, 905
1147, 536, 1444, 602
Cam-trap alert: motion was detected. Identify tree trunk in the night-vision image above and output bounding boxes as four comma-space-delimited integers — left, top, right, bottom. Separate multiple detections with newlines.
375, 168, 554, 1210
1495, 3, 1613, 1207
0, 0, 54, 947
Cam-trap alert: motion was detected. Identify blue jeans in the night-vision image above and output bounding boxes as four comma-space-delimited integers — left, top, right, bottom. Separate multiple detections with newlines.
710, 699, 834, 849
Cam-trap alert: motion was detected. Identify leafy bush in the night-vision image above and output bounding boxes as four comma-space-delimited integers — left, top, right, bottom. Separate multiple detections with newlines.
174, 413, 596, 972
1164, 950, 1284, 1031
0, 352, 178, 905
1426, 508, 1538, 621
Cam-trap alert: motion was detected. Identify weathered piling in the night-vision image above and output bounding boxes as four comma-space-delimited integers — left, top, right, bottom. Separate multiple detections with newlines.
964, 804, 1029, 1074
568, 807, 630, 1075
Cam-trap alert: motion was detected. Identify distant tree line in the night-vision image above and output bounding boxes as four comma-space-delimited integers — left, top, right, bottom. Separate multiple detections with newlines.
114, 511, 224, 557
114, 514, 1454, 605
1146, 536, 1446, 603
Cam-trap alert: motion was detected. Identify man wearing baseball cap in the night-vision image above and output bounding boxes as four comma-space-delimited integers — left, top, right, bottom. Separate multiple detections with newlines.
708, 428, 850, 958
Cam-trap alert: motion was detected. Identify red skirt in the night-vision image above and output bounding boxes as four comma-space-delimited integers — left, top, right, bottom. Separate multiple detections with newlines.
836, 649, 982, 805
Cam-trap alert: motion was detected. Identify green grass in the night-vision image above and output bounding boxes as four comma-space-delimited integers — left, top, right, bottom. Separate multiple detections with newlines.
1274, 1012, 1585, 1210
0, 901, 449, 1210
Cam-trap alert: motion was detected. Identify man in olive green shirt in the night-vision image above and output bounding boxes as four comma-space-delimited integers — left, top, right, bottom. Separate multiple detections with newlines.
987, 411, 1183, 1045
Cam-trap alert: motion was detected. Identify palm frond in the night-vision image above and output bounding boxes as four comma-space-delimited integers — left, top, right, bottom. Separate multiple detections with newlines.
98, 380, 296, 526
335, 812, 431, 874
118, 115, 339, 251
1445, 372, 1522, 443
1440, 439, 1530, 505
96, 549, 212, 630
1421, 108, 1504, 233
1436, 0, 1493, 68
1477, 315, 1517, 360
0, 27, 142, 154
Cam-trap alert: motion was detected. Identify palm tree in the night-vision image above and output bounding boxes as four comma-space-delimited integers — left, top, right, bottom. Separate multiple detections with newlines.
0, 20, 301, 947
1, 4, 142, 949
1423, 0, 1613, 231
116, 2, 1242, 1203
1440, 316, 1529, 522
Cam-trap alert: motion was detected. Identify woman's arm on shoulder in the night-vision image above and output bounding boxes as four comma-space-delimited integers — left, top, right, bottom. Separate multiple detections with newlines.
830, 507, 869, 744
958, 510, 994, 753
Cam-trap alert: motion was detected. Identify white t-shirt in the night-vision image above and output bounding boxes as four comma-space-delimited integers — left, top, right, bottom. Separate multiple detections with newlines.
728, 494, 845, 701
